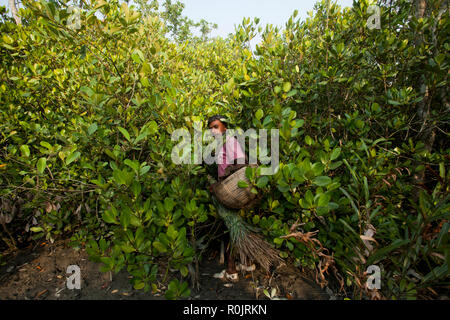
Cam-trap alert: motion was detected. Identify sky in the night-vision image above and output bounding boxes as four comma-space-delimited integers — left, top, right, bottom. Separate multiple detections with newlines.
1, 0, 355, 40
182, 0, 354, 39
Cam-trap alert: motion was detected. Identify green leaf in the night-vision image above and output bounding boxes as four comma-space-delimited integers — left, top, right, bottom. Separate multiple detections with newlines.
20, 145, 30, 157
340, 187, 359, 216
167, 225, 178, 241
134, 131, 148, 144
245, 166, 254, 180
328, 202, 339, 210
339, 218, 358, 236
118, 127, 131, 142
305, 190, 314, 205
153, 241, 167, 253
124, 159, 140, 172
134, 282, 145, 290
439, 162, 445, 179
388, 100, 401, 106
422, 264, 448, 283
80, 86, 95, 97
3, 34, 13, 44
40, 141, 52, 150
180, 265, 189, 277
311, 163, 325, 176
122, 244, 135, 253
140, 166, 151, 176
317, 193, 331, 207
282, 82, 292, 92
113, 169, 126, 185
330, 147, 341, 160
317, 206, 330, 215
131, 181, 141, 198
66, 151, 81, 165
238, 180, 249, 188
131, 49, 145, 64
163, 198, 175, 212
367, 239, 409, 265
99, 238, 108, 251
120, 208, 131, 229
434, 53, 445, 66
102, 208, 118, 224
371, 103, 381, 113
329, 161, 343, 170
130, 214, 141, 228
286, 89, 297, 97
87, 123, 98, 135
142, 61, 154, 75
274, 237, 284, 245
255, 109, 264, 120
363, 176, 369, 203
37, 158, 46, 174
313, 176, 332, 187
256, 176, 269, 188
147, 120, 158, 135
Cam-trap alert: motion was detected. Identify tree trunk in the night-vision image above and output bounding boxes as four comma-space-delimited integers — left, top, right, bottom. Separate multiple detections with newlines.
411, 0, 436, 201
9, 0, 21, 25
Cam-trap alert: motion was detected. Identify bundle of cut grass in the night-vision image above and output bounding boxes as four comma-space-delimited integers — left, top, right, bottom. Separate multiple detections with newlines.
212, 196, 282, 272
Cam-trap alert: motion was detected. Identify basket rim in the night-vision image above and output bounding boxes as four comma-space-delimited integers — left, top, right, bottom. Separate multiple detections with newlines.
220, 164, 258, 184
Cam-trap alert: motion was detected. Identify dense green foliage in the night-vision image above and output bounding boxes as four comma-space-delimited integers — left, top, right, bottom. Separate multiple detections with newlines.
0, 0, 448, 299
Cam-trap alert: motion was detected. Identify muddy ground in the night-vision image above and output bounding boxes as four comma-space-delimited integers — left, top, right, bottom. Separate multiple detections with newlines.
0, 239, 333, 300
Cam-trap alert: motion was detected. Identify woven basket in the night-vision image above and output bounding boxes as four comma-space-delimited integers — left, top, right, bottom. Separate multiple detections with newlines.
213, 165, 258, 209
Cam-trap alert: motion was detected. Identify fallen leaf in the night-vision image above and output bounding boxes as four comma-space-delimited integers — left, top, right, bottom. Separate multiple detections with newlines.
35, 289, 48, 299
427, 287, 438, 295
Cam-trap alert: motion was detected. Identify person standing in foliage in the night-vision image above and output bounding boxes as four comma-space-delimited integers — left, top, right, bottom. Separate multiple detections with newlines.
206, 115, 281, 281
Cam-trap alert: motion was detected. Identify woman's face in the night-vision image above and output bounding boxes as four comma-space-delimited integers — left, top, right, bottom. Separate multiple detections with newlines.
208, 120, 226, 136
